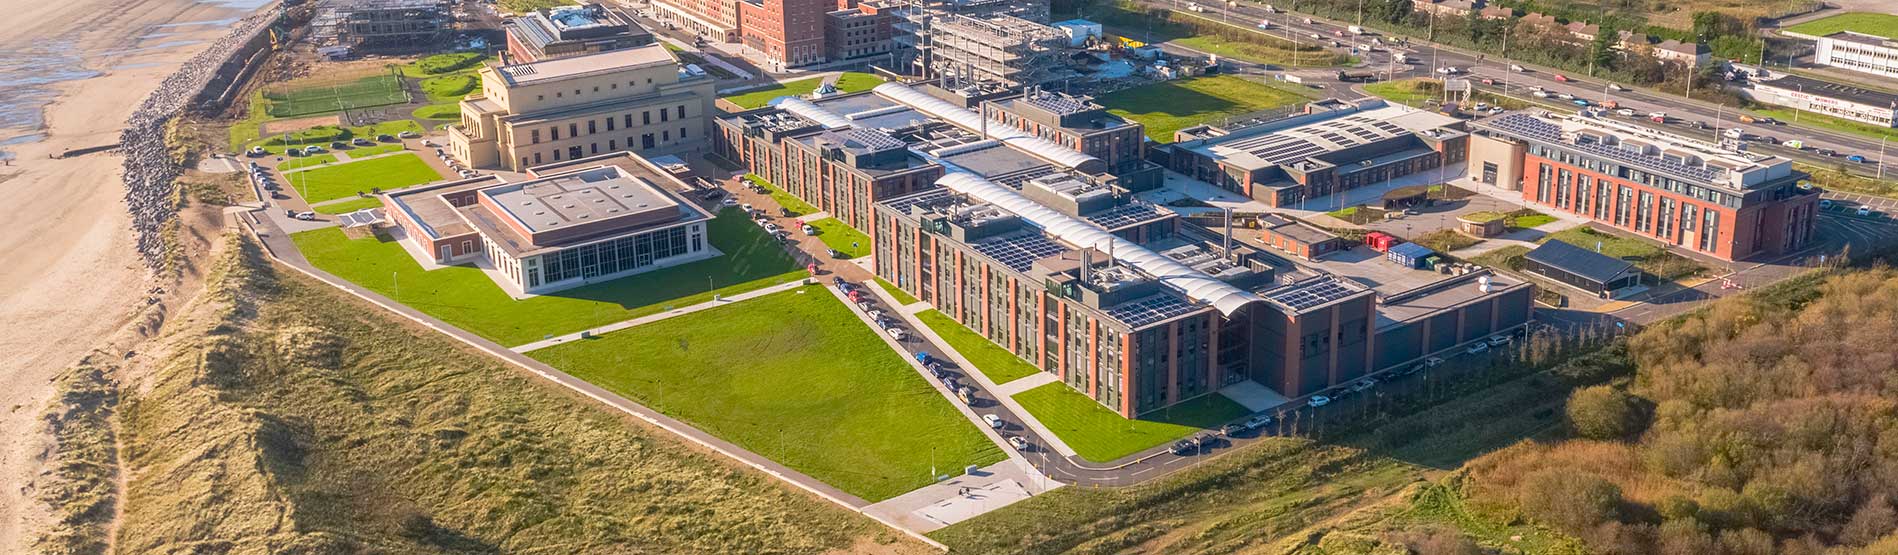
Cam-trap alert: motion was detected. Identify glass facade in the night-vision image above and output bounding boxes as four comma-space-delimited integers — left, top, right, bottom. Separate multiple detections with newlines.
529, 225, 701, 288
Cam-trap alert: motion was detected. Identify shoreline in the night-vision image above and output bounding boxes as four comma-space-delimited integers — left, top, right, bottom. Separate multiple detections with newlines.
0, 0, 271, 549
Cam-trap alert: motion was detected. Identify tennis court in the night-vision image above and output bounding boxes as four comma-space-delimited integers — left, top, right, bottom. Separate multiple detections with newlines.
265, 70, 412, 118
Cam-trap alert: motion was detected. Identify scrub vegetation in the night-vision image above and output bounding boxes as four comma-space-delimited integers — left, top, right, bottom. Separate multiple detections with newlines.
113, 235, 925, 554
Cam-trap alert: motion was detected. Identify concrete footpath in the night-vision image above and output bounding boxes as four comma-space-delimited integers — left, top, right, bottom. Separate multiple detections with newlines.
235, 207, 948, 550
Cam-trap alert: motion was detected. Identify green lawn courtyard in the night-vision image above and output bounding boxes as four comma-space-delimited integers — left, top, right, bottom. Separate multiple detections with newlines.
721, 72, 885, 109
914, 309, 1040, 386
1013, 383, 1250, 463
1785, 12, 1898, 39
1363, 78, 1442, 106
291, 208, 807, 346
528, 284, 1004, 501
281, 152, 444, 203
1094, 75, 1314, 143
312, 197, 383, 215
1540, 226, 1706, 280
809, 218, 871, 258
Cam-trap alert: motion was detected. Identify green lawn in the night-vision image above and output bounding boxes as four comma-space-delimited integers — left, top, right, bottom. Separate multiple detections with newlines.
282, 153, 443, 203
1785, 12, 1898, 39
1014, 383, 1250, 463
400, 52, 488, 77
914, 309, 1041, 386
529, 285, 1004, 501
1095, 75, 1313, 143
1540, 226, 1705, 280
497, 0, 576, 13
809, 218, 871, 258
1506, 209, 1556, 230
413, 103, 461, 120
876, 278, 919, 306
1753, 107, 1898, 144
421, 74, 479, 102
291, 209, 807, 346
1172, 34, 1349, 68
721, 72, 886, 109
344, 143, 406, 158
1364, 78, 1443, 106
312, 196, 384, 215
244, 120, 424, 156
748, 174, 819, 216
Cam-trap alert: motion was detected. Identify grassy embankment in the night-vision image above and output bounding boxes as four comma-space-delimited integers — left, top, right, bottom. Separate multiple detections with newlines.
1095, 75, 1315, 142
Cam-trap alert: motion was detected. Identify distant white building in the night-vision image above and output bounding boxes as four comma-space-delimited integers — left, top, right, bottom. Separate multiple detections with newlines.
1744, 73, 1898, 128
1809, 31, 1898, 80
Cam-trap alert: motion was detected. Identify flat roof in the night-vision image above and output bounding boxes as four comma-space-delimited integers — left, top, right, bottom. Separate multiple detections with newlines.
1756, 73, 1898, 110
386, 176, 505, 240
1261, 216, 1339, 245
1191, 105, 1460, 172
477, 165, 677, 235
1374, 270, 1526, 329
1474, 111, 1788, 191
495, 44, 676, 86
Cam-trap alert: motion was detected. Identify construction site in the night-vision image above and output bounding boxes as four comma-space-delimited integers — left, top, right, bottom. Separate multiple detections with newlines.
310, 0, 454, 54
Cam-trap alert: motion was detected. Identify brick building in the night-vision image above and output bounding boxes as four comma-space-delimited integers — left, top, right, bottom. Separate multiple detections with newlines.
504, 4, 654, 62
1470, 112, 1820, 261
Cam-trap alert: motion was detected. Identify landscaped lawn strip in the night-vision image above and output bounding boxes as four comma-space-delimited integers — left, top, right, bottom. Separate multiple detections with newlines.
277, 154, 339, 170
529, 285, 1005, 501
1094, 75, 1313, 143
875, 277, 920, 306
291, 208, 806, 346
313, 196, 385, 215
747, 174, 819, 215
914, 309, 1041, 386
1539, 226, 1704, 279
809, 218, 871, 258
1013, 382, 1249, 463
720, 72, 885, 109
1785, 12, 1898, 40
281, 153, 443, 203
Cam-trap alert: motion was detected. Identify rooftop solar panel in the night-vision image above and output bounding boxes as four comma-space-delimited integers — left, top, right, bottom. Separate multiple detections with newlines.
972, 232, 1068, 272
1266, 278, 1359, 311
1084, 202, 1167, 230
1106, 293, 1202, 328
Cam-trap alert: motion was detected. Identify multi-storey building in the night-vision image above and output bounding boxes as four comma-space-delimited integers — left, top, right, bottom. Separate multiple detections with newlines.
1470, 112, 1820, 261
382, 152, 717, 295
715, 81, 1161, 236
1793, 30, 1898, 81
982, 88, 1149, 177
310, 0, 451, 51
504, 4, 654, 62
737, 0, 835, 70
1165, 99, 1469, 208
873, 172, 1535, 417
651, 0, 743, 42
826, 0, 896, 61
448, 44, 716, 172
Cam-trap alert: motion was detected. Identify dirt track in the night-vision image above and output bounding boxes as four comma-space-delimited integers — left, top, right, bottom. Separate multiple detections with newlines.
0, 0, 263, 549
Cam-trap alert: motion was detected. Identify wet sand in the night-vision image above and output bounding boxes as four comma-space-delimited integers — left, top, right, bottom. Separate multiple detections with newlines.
0, 0, 264, 549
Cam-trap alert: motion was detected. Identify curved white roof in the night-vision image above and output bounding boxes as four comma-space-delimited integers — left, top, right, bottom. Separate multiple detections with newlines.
873, 83, 1107, 174
773, 97, 852, 129
937, 172, 1262, 316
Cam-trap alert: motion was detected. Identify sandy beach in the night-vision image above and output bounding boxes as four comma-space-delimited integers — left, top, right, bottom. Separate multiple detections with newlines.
0, 0, 265, 549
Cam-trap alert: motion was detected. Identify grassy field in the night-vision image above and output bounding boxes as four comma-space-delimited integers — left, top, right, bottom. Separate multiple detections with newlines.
809, 218, 871, 258
292, 208, 806, 346
498, 0, 576, 13
530, 285, 1005, 501
914, 309, 1041, 385
1172, 34, 1351, 68
747, 174, 819, 215
413, 103, 460, 120
1799, 163, 1898, 199
263, 73, 409, 118
1413, 229, 1480, 252
722, 72, 884, 110
112, 237, 923, 554
400, 52, 488, 77
345, 143, 406, 158
276, 153, 337, 170
312, 196, 384, 215
1753, 106, 1898, 143
1095, 75, 1314, 143
421, 73, 479, 102
1090, 3, 1347, 69
281, 153, 442, 203
1364, 78, 1443, 106
1013, 383, 1249, 463
1785, 12, 1898, 39
1507, 208, 1557, 229
877, 277, 920, 305
1541, 226, 1705, 279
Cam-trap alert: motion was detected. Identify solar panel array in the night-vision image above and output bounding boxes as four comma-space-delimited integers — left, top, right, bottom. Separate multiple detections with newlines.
1211, 114, 1409, 167
990, 166, 1060, 190
1107, 293, 1202, 328
840, 128, 907, 153
1482, 114, 1721, 183
884, 188, 954, 214
1023, 94, 1097, 116
1267, 279, 1360, 311
972, 232, 1068, 271
1085, 202, 1165, 230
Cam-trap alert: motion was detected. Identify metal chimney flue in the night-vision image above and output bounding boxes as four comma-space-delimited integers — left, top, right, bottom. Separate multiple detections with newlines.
1222, 207, 1234, 258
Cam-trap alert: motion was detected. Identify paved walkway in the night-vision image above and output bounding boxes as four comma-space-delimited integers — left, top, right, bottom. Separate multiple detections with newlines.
512, 279, 811, 352
862, 459, 1059, 533
235, 208, 947, 550
991, 372, 1059, 397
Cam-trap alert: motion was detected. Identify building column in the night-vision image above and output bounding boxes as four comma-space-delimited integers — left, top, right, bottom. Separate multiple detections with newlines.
1008, 278, 1019, 356
1326, 305, 1342, 388
1088, 319, 1099, 399
1166, 321, 1180, 406
1057, 302, 1069, 382
1121, 334, 1135, 417
1208, 314, 1222, 389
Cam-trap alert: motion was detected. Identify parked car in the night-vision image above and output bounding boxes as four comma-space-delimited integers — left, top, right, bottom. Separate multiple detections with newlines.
377, 134, 398, 142
741, 203, 755, 213
1008, 436, 1030, 450
1466, 342, 1491, 355
353, 137, 375, 146
1350, 378, 1377, 393
1848, 155, 1869, 163
1170, 439, 1196, 455
1308, 395, 1332, 408
1425, 356, 1444, 368
1820, 199, 1834, 210
293, 211, 317, 221
1244, 415, 1274, 429
802, 224, 817, 235
1488, 334, 1512, 346
1220, 423, 1245, 436
720, 196, 737, 206
885, 326, 907, 341
247, 146, 267, 156
302, 145, 324, 155
1615, 108, 1636, 117
1859, 206, 1874, 217
982, 414, 1004, 429
1510, 64, 1525, 72
399, 131, 421, 139
1608, 83, 1624, 91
